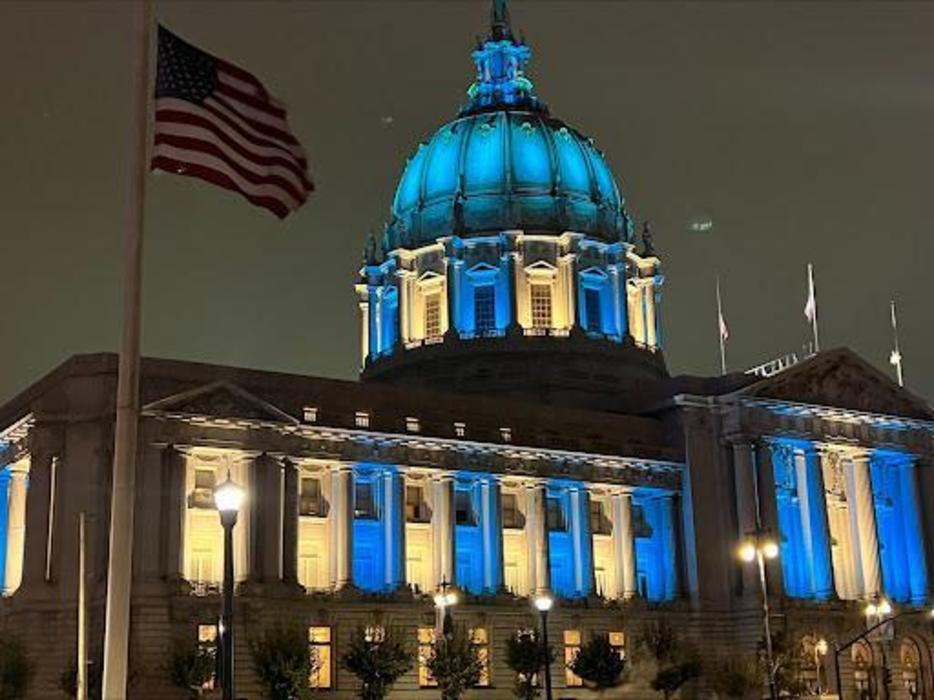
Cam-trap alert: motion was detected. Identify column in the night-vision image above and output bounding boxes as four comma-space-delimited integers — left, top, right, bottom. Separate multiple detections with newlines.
562, 253, 577, 330
160, 447, 185, 582
383, 469, 405, 590
847, 452, 882, 597
801, 446, 834, 599
898, 456, 928, 604
444, 257, 458, 338
3, 465, 28, 595
732, 441, 759, 593
329, 465, 354, 590
480, 478, 503, 594
644, 278, 657, 348
432, 473, 455, 588
527, 481, 550, 595
660, 494, 679, 599
397, 271, 411, 344
253, 454, 283, 583
611, 491, 637, 600
282, 460, 299, 585
754, 441, 784, 598
20, 451, 52, 589
569, 487, 587, 594
358, 299, 370, 366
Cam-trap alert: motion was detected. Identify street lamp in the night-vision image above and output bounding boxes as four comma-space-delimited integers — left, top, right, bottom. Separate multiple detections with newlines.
434, 579, 458, 639
814, 637, 828, 696
533, 593, 554, 700
738, 531, 780, 700
214, 472, 245, 700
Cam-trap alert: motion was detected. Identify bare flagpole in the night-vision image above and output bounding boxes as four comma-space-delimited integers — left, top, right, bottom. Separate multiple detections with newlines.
102, 2, 153, 697
716, 277, 727, 375
890, 300, 904, 387
77, 512, 88, 700
806, 263, 820, 353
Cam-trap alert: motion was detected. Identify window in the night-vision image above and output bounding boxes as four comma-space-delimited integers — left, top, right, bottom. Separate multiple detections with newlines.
584, 287, 602, 333
406, 417, 421, 433
189, 468, 216, 509
471, 628, 491, 687
355, 411, 370, 428
365, 625, 386, 643
502, 493, 523, 529
197, 624, 218, 690
355, 482, 377, 519
500, 427, 512, 443
590, 499, 611, 535
530, 284, 552, 329
609, 631, 626, 660
406, 485, 429, 523
474, 285, 496, 332
564, 630, 582, 687
418, 627, 437, 687
455, 490, 476, 526
546, 497, 567, 532
299, 477, 324, 517
309, 627, 332, 689
453, 421, 466, 438
425, 292, 442, 338
302, 406, 318, 423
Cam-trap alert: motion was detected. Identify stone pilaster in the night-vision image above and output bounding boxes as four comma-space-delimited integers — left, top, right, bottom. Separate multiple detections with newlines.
432, 473, 456, 588
3, 462, 29, 595
848, 451, 882, 597
527, 481, 551, 595
329, 464, 354, 590
610, 490, 637, 600
281, 460, 299, 585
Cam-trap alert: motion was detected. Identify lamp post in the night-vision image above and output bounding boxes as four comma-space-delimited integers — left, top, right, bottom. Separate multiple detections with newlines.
214, 472, 245, 700
738, 531, 780, 700
533, 593, 554, 700
814, 637, 828, 696
433, 579, 458, 639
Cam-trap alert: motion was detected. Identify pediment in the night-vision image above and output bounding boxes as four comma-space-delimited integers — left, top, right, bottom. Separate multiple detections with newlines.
742, 348, 933, 421
143, 380, 299, 425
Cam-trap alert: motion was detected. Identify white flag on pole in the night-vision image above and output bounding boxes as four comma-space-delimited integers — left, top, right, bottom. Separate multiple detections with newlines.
718, 307, 729, 342
804, 263, 817, 323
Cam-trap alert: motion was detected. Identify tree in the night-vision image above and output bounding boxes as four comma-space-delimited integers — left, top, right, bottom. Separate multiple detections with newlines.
504, 630, 553, 700
340, 627, 412, 700
426, 627, 484, 700
249, 622, 318, 700
0, 639, 31, 700
650, 661, 701, 700
708, 656, 762, 699
168, 637, 216, 698
635, 620, 702, 699
568, 633, 627, 695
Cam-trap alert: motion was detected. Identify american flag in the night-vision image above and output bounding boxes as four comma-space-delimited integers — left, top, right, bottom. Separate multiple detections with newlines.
152, 26, 313, 218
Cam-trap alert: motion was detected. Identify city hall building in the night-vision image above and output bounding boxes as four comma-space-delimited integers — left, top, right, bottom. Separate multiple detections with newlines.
2, 3, 933, 698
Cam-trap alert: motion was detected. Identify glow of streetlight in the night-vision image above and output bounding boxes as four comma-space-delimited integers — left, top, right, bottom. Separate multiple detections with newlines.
761, 540, 780, 560
815, 638, 828, 656
878, 599, 892, 616
214, 475, 246, 514
433, 590, 457, 609
533, 593, 554, 613
738, 541, 757, 562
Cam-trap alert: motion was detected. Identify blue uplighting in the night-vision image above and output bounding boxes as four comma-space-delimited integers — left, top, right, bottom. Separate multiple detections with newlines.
632, 489, 677, 602
352, 464, 403, 592
0, 465, 9, 592
455, 473, 502, 595
547, 480, 592, 599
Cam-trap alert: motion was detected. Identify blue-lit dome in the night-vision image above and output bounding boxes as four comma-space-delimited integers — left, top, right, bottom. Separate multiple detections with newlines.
382, 3, 632, 249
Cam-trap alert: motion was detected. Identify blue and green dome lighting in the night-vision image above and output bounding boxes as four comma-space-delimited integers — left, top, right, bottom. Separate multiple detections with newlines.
383, 0, 633, 250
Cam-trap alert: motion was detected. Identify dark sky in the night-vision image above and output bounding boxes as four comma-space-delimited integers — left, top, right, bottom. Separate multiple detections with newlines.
2, 1, 932, 405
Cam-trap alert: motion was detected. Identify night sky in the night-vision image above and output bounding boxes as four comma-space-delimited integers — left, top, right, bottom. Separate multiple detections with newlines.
2, 1, 932, 405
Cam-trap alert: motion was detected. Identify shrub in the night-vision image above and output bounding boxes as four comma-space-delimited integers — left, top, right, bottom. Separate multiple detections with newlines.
709, 656, 762, 699
568, 633, 627, 694
168, 637, 216, 698
0, 639, 31, 700
426, 626, 484, 700
635, 620, 702, 699
249, 622, 318, 700
340, 627, 412, 700
504, 630, 553, 700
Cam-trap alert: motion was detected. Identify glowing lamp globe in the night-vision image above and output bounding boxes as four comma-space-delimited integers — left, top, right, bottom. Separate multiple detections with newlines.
214, 477, 246, 515
878, 599, 893, 616
738, 542, 757, 563
533, 593, 554, 613
762, 540, 780, 560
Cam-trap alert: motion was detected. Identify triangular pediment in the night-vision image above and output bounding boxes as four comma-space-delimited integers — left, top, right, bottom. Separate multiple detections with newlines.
742, 348, 933, 421
143, 380, 299, 425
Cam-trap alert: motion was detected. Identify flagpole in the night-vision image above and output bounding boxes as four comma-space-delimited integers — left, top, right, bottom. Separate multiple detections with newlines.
102, 2, 153, 698
716, 277, 726, 375
808, 263, 820, 353
890, 300, 904, 387
77, 512, 88, 700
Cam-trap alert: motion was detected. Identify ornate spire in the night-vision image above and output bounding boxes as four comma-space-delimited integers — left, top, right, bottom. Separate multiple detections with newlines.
641, 221, 656, 257
490, 0, 513, 42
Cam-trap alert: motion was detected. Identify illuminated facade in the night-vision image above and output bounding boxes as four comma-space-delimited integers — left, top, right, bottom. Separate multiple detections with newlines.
2, 2, 934, 699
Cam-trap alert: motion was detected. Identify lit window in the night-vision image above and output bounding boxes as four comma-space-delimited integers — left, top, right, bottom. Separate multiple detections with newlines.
425, 293, 442, 338
299, 477, 323, 517
454, 421, 466, 438
455, 489, 476, 526
471, 628, 491, 687
302, 406, 318, 423
197, 624, 218, 690
406, 485, 429, 523
530, 284, 552, 329
502, 493, 522, 529
309, 626, 332, 689
406, 416, 421, 433
546, 497, 567, 532
355, 482, 377, 519
584, 287, 602, 333
355, 411, 370, 428
500, 427, 512, 443
474, 285, 495, 332
418, 627, 437, 687
609, 631, 626, 660
189, 468, 216, 509
365, 625, 386, 643
564, 630, 582, 687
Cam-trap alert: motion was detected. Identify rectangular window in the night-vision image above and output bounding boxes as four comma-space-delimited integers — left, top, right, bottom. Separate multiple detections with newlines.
302, 406, 318, 423
474, 285, 496, 332
309, 627, 332, 689
455, 489, 476, 526
355, 482, 377, 519
502, 493, 522, 529
590, 499, 611, 535
584, 287, 602, 333
418, 627, 437, 687
564, 630, 583, 687
406, 416, 421, 433
547, 497, 567, 532
609, 631, 626, 660
471, 628, 491, 687
406, 485, 429, 523
425, 293, 442, 338
299, 477, 323, 517
500, 427, 512, 443
189, 468, 216, 509
530, 284, 552, 329
355, 411, 370, 428
453, 421, 466, 438
197, 624, 218, 690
